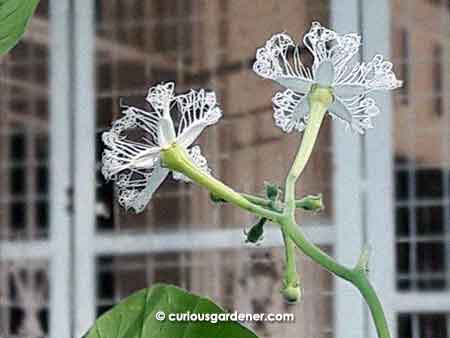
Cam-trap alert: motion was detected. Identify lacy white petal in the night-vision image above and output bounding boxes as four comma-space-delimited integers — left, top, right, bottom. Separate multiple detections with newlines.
145, 82, 175, 117
116, 162, 170, 213
304, 22, 361, 82
253, 32, 313, 94
335, 55, 403, 94
272, 89, 310, 133
328, 97, 379, 134
172, 145, 211, 182
106, 106, 160, 145
101, 106, 163, 179
175, 89, 222, 148
102, 144, 160, 180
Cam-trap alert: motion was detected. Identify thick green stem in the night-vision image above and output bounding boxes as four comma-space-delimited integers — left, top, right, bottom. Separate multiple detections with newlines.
283, 218, 390, 338
160, 143, 281, 222
355, 273, 391, 338
283, 218, 353, 280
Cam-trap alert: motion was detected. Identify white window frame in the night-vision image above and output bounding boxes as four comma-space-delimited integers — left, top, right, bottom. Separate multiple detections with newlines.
361, 0, 397, 336
331, 2, 366, 338
48, 0, 72, 337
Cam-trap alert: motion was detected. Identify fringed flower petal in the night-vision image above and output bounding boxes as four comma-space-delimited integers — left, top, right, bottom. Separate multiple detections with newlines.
304, 21, 361, 82
328, 97, 379, 134
145, 82, 175, 117
101, 106, 162, 179
253, 32, 313, 94
175, 89, 222, 148
272, 89, 310, 133
116, 162, 170, 213
335, 54, 403, 96
172, 146, 211, 182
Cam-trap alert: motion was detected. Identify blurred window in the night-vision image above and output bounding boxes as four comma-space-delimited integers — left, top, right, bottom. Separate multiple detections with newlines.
398, 313, 449, 338
395, 165, 449, 291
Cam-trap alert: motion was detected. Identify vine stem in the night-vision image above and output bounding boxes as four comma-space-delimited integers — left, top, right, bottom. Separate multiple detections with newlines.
283, 219, 391, 338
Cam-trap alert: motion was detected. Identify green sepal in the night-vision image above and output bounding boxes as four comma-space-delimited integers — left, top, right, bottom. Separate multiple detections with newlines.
209, 192, 226, 203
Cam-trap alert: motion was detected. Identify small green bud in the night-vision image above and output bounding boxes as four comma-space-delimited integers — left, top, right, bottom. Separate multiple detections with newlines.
297, 194, 324, 212
210, 192, 227, 203
244, 218, 267, 244
280, 283, 302, 304
264, 182, 281, 201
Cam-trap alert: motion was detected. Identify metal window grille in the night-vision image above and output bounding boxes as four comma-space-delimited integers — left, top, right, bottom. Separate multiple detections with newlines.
0, 2, 51, 336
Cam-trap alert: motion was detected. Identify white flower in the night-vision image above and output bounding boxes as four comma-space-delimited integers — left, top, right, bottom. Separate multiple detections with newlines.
253, 22, 402, 134
102, 82, 222, 213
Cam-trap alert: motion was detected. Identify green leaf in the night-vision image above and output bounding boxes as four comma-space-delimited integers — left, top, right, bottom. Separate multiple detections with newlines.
0, 0, 40, 55
83, 284, 259, 338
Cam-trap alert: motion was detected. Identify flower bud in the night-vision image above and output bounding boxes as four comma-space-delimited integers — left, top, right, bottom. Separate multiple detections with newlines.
264, 182, 281, 201
245, 218, 266, 244
281, 283, 302, 304
297, 194, 324, 212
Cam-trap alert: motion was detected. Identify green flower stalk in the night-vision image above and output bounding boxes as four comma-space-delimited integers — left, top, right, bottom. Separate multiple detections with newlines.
283, 85, 332, 216
161, 142, 281, 222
